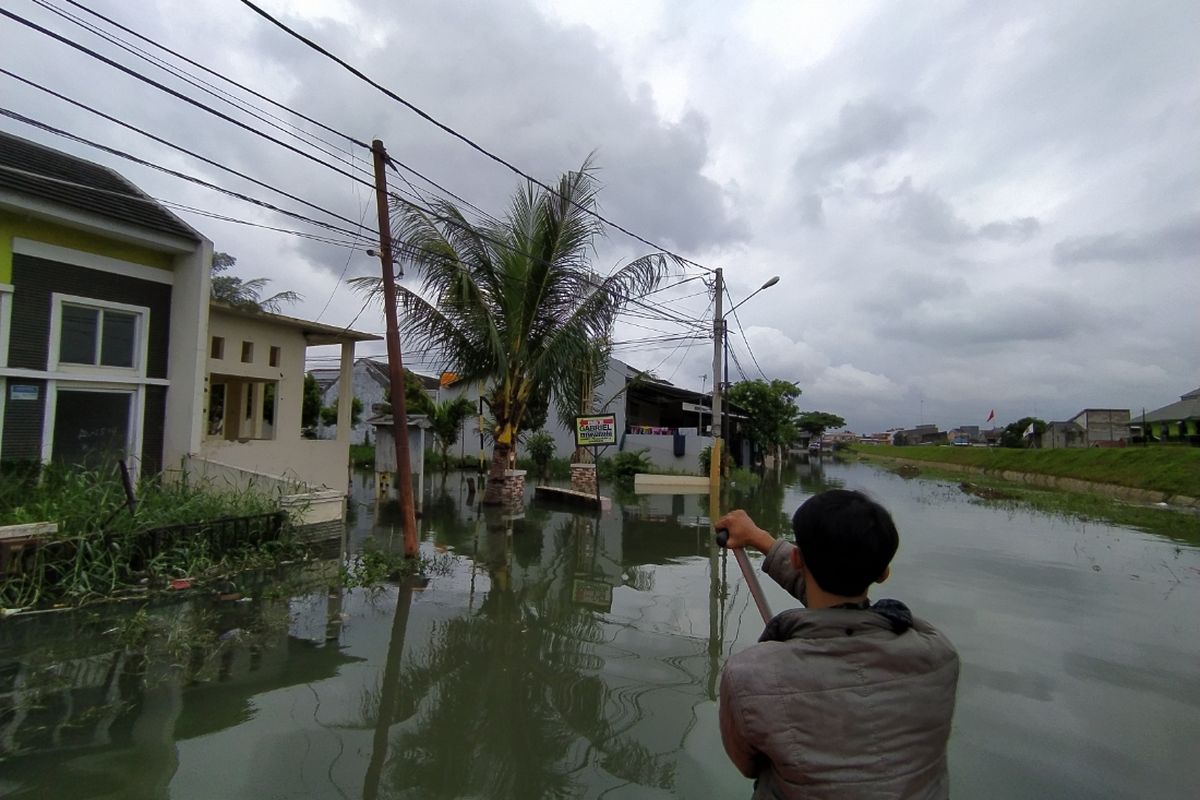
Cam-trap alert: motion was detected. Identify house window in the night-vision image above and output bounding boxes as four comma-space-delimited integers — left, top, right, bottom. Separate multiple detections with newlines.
241, 341, 254, 363
52, 296, 147, 373
211, 336, 225, 359
59, 304, 138, 367
51, 388, 134, 468
269, 346, 281, 367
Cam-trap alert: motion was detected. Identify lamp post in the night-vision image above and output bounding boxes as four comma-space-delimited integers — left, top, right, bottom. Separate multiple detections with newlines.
709, 272, 780, 515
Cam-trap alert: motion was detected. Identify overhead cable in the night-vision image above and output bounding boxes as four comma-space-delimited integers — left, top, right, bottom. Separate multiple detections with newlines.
239, 0, 719, 275
0, 69, 376, 238
0, 7, 373, 188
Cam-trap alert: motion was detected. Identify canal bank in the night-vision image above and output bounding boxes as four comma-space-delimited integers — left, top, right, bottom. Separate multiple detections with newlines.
852, 446, 1200, 507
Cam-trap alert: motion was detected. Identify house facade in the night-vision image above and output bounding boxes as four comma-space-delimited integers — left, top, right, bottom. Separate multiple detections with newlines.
192, 303, 378, 494
1069, 408, 1129, 447
0, 132, 210, 477
1134, 387, 1200, 444
438, 357, 743, 473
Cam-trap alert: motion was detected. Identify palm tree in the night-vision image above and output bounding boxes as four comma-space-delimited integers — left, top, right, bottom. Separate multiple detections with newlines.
210, 251, 301, 312
359, 162, 670, 504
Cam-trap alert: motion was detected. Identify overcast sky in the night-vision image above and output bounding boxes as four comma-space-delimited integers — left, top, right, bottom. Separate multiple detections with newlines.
3, 0, 1197, 432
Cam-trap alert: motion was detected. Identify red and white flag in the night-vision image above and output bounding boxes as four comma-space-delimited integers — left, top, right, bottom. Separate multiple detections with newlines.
986, 409, 995, 422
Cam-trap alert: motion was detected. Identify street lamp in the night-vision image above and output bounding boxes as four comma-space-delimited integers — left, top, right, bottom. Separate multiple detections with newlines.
727, 275, 781, 316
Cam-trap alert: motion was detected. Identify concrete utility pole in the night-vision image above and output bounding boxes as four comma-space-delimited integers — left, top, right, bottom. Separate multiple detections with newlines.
709, 267, 724, 510
371, 139, 418, 558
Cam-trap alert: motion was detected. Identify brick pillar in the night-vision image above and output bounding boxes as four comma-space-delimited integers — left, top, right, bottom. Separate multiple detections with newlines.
570, 463, 597, 495
502, 469, 527, 506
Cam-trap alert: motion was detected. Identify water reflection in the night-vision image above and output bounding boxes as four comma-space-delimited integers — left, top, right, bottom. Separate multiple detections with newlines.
1, 460, 1197, 799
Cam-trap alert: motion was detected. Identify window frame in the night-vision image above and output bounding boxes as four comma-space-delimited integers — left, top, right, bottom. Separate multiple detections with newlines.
41, 381, 143, 470
48, 293, 150, 377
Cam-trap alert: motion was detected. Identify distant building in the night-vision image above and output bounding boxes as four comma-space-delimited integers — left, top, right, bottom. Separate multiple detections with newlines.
1069, 408, 1129, 447
1043, 420, 1086, 449
1133, 387, 1200, 444
892, 424, 947, 446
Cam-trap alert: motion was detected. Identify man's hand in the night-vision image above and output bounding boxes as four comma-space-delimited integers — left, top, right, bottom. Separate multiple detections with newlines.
715, 509, 777, 555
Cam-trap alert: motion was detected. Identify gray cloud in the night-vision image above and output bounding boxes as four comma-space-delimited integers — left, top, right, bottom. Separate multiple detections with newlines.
978, 217, 1041, 243
1054, 216, 1200, 265
794, 98, 931, 183
876, 290, 1103, 347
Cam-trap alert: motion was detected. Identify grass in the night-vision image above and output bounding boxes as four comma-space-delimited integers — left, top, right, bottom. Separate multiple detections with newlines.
851, 444, 1200, 498
890, 462, 1200, 544
0, 463, 306, 610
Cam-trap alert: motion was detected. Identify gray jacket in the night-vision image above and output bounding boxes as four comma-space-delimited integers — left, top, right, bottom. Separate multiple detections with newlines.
719, 541, 959, 799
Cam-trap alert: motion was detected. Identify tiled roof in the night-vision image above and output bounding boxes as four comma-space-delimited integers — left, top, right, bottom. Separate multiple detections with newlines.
0, 130, 200, 242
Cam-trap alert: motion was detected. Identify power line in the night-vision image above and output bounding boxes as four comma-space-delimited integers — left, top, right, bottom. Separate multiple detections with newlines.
725, 285, 768, 380
0, 7, 373, 188
0, 161, 366, 249
0, 108, 370, 241
28, 0, 372, 178
239, 0, 720, 276
0, 68, 377, 238
50, 0, 367, 148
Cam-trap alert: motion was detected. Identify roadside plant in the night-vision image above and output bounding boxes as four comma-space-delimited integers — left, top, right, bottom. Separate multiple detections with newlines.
353, 160, 670, 504
523, 431, 557, 483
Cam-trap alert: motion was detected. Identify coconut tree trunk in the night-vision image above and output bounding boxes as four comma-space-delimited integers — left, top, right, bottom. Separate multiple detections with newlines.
482, 441, 512, 505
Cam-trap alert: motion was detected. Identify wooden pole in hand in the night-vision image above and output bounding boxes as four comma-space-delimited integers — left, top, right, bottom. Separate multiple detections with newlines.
371, 139, 418, 558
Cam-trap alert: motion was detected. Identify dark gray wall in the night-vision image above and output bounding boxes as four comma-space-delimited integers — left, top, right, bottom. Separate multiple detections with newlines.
9, 254, 172, 377
1, 379, 46, 462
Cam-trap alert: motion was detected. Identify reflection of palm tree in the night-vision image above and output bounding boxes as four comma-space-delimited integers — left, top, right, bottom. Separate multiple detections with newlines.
371, 518, 675, 799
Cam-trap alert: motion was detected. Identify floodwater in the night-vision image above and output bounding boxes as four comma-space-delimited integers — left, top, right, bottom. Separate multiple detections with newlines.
1, 459, 1198, 799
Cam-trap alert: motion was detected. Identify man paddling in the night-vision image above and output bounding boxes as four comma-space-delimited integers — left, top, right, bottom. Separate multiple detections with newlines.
717, 489, 959, 799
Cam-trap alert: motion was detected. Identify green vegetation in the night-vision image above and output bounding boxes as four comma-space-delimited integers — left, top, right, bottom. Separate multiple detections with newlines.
726, 379, 803, 460
0, 464, 304, 609
341, 541, 453, 588
698, 444, 732, 475
893, 464, 1200, 543
523, 431, 557, 482
210, 251, 301, 312
797, 411, 847, 440
852, 443, 1200, 498
598, 450, 655, 483
350, 443, 376, 469
353, 160, 668, 504
428, 396, 478, 470
320, 396, 364, 428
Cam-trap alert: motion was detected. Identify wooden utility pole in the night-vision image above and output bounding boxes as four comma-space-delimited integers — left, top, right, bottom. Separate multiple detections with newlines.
371, 139, 418, 558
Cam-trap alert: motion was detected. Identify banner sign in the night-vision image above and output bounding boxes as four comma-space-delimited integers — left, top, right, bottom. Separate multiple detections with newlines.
574, 414, 617, 447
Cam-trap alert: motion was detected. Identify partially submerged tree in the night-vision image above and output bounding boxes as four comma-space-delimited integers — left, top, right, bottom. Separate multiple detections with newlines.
428, 396, 477, 471
356, 161, 669, 504
726, 378, 803, 462
211, 251, 302, 312
319, 397, 364, 428
796, 411, 846, 441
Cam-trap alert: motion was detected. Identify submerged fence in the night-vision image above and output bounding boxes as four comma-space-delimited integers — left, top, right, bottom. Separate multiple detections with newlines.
1, 511, 289, 608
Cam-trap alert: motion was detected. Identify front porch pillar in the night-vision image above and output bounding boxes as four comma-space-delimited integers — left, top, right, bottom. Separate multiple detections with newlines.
336, 341, 355, 442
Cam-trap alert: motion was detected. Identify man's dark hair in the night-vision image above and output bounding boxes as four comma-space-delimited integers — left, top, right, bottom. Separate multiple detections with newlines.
791, 489, 899, 597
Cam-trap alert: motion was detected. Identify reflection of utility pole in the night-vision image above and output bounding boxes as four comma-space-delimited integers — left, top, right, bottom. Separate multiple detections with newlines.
363, 577, 420, 800
707, 536, 721, 701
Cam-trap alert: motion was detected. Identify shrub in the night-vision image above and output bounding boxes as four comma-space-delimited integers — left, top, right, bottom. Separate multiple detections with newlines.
698, 444, 733, 474
598, 450, 654, 483
524, 431, 556, 482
